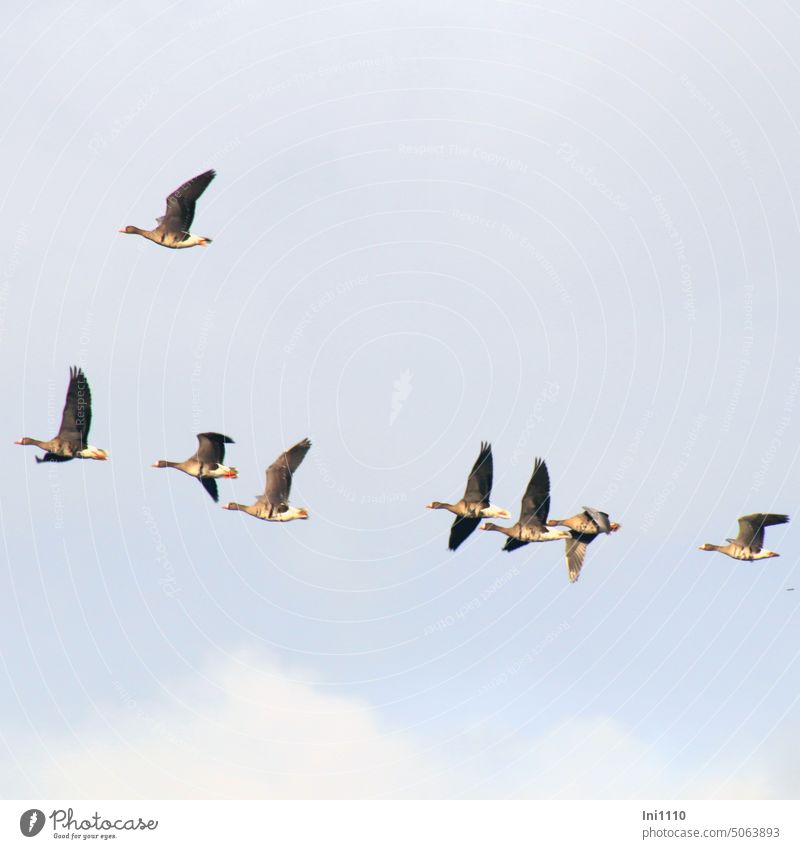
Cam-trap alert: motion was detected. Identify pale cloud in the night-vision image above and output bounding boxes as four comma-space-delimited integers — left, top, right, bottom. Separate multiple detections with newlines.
11, 652, 794, 800
502, 717, 769, 800
29, 652, 460, 800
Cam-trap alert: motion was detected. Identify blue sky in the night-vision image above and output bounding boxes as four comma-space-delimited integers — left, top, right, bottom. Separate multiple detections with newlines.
1, 0, 799, 798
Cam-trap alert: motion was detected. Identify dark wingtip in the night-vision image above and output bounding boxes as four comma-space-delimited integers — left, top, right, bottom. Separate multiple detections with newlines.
197, 432, 235, 444
199, 476, 220, 502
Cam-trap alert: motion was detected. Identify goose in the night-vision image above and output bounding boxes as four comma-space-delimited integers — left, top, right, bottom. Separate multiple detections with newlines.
16, 366, 108, 462
699, 513, 789, 560
480, 457, 570, 550
152, 432, 237, 501
547, 507, 621, 582
426, 442, 511, 550
223, 438, 311, 521
119, 169, 215, 248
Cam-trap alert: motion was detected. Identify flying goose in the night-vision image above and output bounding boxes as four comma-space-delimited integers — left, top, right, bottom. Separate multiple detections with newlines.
699, 513, 789, 560
426, 442, 511, 550
16, 367, 108, 462
223, 438, 311, 521
481, 457, 570, 550
119, 169, 216, 248
152, 432, 237, 501
547, 507, 621, 582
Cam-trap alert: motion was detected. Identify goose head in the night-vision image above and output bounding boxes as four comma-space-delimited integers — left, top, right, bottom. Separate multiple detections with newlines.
267, 506, 310, 521
483, 506, 512, 519
78, 446, 108, 460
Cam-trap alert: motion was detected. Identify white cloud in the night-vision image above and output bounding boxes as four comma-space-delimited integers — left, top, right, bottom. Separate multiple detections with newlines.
502, 716, 769, 800
30, 651, 461, 799
12, 652, 793, 800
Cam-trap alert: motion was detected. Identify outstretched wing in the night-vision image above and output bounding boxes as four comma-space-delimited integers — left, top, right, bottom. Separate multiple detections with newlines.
263, 438, 312, 511
503, 537, 529, 553
565, 534, 589, 582
448, 516, 481, 551
195, 432, 234, 466
57, 366, 91, 449
735, 513, 789, 550
463, 441, 492, 506
161, 169, 216, 238
519, 457, 551, 529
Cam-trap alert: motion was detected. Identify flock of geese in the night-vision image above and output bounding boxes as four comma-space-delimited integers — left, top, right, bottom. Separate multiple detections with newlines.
17, 170, 791, 583
16, 367, 312, 524
425, 442, 621, 580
